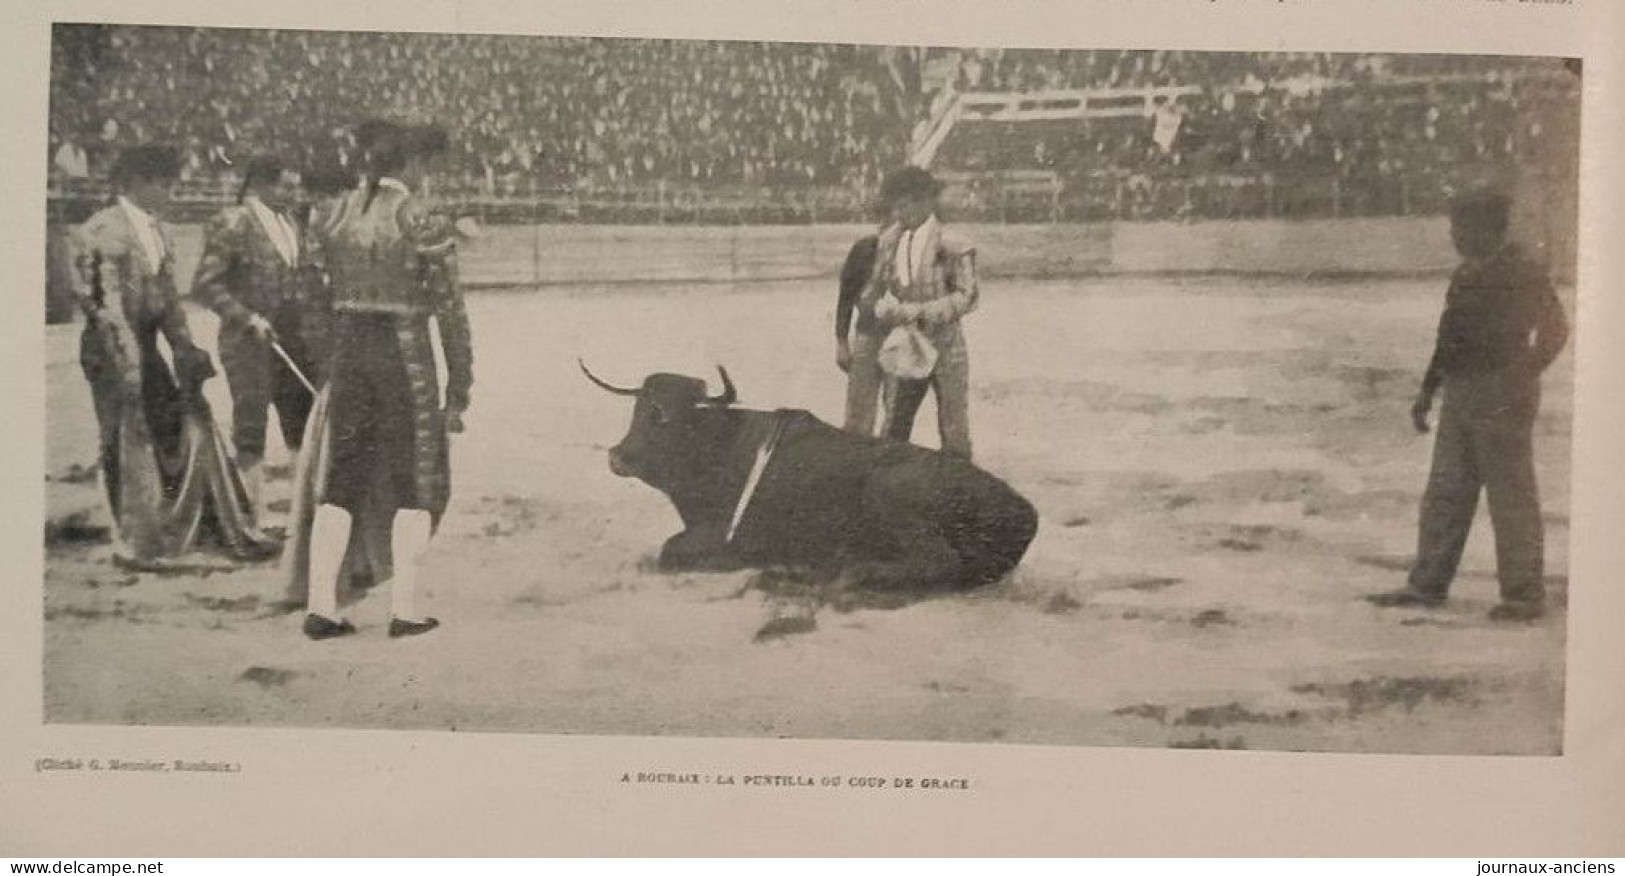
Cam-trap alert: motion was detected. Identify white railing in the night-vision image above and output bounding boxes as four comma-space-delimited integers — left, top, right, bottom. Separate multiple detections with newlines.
910, 90, 964, 169
955, 85, 1204, 123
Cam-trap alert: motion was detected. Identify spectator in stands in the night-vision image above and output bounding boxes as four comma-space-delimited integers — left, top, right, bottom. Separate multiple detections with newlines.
53, 127, 92, 179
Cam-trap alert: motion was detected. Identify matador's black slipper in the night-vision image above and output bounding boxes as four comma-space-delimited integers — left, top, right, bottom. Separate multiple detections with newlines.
303, 614, 357, 640
388, 617, 440, 639
1365, 589, 1446, 609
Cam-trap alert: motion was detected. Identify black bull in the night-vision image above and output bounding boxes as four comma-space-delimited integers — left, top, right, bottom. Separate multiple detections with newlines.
582, 362, 1038, 591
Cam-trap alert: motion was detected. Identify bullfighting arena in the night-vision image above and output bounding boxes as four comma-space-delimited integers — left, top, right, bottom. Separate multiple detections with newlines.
42, 220, 1571, 754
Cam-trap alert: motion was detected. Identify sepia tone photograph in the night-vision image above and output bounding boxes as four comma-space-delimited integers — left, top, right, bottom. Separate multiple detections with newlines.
40, 24, 1582, 756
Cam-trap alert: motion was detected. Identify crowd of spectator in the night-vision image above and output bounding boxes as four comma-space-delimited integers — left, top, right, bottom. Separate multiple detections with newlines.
47, 28, 1579, 224
951, 49, 1360, 94
942, 74, 1563, 173
936, 51, 1579, 220
49, 25, 915, 193
947, 48, 1567, 96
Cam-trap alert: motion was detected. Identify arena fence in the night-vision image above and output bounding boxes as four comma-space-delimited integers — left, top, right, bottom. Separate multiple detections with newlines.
43, 163, 1572, 323
45, 168, 1469, 228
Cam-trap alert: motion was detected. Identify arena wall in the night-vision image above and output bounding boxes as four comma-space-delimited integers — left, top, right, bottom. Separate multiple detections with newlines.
1108, 216, 1456, 278
102, 215, 1460, 317
426, 215, 1455, 289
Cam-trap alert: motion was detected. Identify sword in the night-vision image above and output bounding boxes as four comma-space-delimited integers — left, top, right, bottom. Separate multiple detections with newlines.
269, 340, 317, 396
726, 413, 788, 545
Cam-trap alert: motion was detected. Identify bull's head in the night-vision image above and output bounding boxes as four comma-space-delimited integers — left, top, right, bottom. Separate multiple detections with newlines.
580, 359, 738, 488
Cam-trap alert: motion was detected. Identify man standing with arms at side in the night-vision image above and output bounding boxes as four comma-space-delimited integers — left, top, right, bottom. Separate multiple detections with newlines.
293, 121, 473, 640
837, 211, 883, 437
192, 154, 317, 522
1368, 187, 1568, 622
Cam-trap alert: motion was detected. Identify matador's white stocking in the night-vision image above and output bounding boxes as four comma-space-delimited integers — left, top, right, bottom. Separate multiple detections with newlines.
307, 503, 353, 620
390, 508, 433, 622
239, 455, 264, 522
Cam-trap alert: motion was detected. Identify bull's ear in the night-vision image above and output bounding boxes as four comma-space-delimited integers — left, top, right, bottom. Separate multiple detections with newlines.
704, 365, 738, 406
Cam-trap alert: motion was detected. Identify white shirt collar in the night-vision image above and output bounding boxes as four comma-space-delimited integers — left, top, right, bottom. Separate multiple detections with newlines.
894, 214, 938, 283
243, 194, 274, 226
117, 195, 166, 267
244, 195, 298, 266
898, 215, 939, 249
913, 214, 939, 242
117, 195, 155, 227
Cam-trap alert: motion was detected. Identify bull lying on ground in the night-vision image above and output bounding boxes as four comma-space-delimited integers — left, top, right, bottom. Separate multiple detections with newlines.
582, 362, 1038, 592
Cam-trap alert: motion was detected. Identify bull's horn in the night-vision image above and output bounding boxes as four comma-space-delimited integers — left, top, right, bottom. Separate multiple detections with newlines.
578, 359, 641, 397
705, 365, 738, 406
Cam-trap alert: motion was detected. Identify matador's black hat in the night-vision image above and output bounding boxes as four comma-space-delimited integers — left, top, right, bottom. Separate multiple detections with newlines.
1448, 183, 1512, 227
302, 157, 358, 197
879, 165, 943, 205
109, 144, 181, 187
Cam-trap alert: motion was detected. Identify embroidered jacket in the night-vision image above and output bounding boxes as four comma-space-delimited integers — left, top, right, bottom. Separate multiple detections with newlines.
192, 200, 305, 329
69, 200, 204, 383
311, 181, 473, 413
858, 218, 979, 345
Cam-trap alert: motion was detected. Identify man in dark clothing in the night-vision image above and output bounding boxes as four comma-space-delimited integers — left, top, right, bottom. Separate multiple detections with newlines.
1368, 188, 1569, 622
192, 154, 314, 517
836, 234, 880, 378
837, 232, 889, 436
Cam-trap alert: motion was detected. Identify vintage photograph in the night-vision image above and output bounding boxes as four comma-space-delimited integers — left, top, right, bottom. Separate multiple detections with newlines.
42, 25, 1581, 754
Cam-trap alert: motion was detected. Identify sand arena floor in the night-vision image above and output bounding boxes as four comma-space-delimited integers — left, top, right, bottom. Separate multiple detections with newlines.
42, 229, 1571, 754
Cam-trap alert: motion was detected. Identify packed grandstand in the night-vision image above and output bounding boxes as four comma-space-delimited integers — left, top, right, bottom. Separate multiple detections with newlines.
47, 26, 1580, 223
